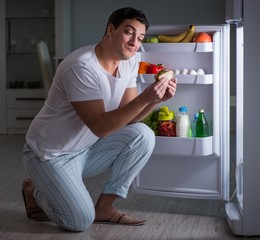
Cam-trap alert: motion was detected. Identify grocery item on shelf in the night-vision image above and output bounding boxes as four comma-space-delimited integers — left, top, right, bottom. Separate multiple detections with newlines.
197, 68, 205, 75
191, 112, 199, 137
157, 25, 195, 43
142, 36, 160, 43
146, 37, 159, 43
141, 109, 160, 135
189, 69, 197, 75
196, 108, 209, 137
174, 69, 180, 75
158, 106, 176, 137
138, 61, 150, 74
147, 63, 164, 74
173, 68, 205, 75
176, 107, 191, 137
193, 32, 212, 43
182, 69, 189, 75
138, 62, 165, 75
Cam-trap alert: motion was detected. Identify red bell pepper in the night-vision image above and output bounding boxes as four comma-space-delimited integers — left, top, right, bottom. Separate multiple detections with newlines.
147, 64, 165, 74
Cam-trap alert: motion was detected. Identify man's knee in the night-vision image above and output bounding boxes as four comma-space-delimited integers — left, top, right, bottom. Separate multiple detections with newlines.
60, 208, 95, 232
130, 122, 155, 150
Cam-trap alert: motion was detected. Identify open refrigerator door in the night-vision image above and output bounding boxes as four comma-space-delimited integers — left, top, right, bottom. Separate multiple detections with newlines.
225, 0, 260, 236
132, 25, 230, 200
225, 23, 243, 236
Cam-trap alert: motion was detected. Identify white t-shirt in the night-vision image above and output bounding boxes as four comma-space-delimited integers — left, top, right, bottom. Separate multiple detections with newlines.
26, 45, 139, 160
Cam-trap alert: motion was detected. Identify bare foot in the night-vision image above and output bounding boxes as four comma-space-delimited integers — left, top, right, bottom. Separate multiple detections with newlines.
22, 179, 49, 221
94, 193, 146, 225
94, 193, 118, 221
95, 207, 117, 222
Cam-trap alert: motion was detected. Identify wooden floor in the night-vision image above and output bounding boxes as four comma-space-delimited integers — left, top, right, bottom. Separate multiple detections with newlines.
0, 133, 256, 240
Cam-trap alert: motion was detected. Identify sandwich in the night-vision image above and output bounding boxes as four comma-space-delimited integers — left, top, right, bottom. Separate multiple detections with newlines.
154, 69, 174, 82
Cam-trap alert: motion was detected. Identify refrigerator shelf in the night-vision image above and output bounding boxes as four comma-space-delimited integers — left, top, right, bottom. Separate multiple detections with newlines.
140, 42, 213, 53
138, 74, 213, 84
153, 136, 213, 156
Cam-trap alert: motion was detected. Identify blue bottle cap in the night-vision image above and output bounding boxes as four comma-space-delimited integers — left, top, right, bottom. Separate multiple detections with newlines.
179, 107, 187, 112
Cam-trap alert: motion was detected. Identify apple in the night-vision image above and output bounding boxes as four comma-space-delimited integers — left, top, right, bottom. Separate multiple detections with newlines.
147, 37, 159, 43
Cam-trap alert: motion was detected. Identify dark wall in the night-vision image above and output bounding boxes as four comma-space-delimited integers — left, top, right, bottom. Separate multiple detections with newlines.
71, 0, 225, 49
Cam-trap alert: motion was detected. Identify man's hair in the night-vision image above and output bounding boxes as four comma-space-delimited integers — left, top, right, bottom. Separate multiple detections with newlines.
104, 7, 149, 36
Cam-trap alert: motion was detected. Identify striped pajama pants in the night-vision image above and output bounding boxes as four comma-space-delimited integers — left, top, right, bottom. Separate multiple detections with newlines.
22, 122, 155, 232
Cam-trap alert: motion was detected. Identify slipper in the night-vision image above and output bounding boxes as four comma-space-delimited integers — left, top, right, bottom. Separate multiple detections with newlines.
94, 211, 146, 226
22, 179, 50, 221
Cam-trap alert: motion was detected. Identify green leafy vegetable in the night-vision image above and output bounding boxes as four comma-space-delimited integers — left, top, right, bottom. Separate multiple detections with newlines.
141, 109, 160, 135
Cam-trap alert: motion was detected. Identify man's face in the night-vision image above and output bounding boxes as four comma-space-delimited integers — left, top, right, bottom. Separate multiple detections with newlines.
108, 19, 146, 60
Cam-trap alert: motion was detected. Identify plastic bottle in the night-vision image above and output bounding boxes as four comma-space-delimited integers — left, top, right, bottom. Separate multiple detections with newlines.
196, 108, 209, 137
176, 107, 191, 137
191, 113, 199, 137
158, 106, 176, 137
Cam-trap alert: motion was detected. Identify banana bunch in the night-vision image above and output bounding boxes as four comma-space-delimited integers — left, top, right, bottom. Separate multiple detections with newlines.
158, 25, 195, 43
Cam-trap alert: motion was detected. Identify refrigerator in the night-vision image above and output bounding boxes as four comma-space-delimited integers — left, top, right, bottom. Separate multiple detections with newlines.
132, 0, 260, 236
224, 0, 260, 236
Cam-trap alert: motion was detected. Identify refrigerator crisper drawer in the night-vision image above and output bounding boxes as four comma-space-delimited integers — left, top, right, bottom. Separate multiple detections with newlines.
133, 154, 221, 199
154, 136, 213, 156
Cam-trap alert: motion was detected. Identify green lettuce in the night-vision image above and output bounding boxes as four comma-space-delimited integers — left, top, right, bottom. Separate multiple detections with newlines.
141, 109, 160, 135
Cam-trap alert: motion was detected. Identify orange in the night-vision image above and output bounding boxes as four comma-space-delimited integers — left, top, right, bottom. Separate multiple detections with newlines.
138, 61, 150, 74
193, 32, 212, 43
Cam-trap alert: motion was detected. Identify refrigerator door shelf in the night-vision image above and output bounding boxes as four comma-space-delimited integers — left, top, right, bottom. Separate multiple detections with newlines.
140, 42, 213, 53
133, 153, 222, 199
153, 136, 213, 156
138, 74, 213, 84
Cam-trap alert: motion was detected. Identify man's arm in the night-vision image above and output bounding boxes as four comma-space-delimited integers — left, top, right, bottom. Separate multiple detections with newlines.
71, 94, 148, 138
119, 77, 177, 123
119, 87, 159, 123
71, 77, 175, 138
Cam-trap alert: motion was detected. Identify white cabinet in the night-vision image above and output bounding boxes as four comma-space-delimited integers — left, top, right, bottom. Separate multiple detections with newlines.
133, 25, 230, 200
0, 0, 71, 134
6, 89, 45, 133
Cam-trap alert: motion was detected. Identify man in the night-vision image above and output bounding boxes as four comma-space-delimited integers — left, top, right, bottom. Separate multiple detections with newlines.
22, 7, 177, 232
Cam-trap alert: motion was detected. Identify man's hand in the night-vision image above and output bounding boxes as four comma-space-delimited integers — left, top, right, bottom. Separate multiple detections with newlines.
141, 77, 171, 103
160, 77, 177, 102
142, 76, 177, 104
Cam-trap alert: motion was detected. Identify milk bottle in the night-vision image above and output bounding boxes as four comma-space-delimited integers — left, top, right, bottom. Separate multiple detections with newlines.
176, 107, 191, 137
